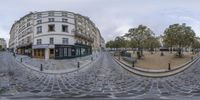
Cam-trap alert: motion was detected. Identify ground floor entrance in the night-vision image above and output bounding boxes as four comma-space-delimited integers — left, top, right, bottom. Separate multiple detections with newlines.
33, 49, 45, 59
32, 44, 92, 59
54, 44, 92, 59
16, 44, 32, 57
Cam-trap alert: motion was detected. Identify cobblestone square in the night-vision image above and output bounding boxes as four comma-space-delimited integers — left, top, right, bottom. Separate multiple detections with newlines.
1, 51, 200, 100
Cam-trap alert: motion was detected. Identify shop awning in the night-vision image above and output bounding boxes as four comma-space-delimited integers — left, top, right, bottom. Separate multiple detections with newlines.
32, 44, 54, 49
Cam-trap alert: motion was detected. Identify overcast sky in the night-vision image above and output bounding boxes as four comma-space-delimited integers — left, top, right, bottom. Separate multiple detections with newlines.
1, 0, 200, 45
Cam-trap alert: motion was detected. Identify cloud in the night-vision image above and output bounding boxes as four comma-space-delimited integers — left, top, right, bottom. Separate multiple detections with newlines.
0, 26, 9, 44
1, 0, 200, 44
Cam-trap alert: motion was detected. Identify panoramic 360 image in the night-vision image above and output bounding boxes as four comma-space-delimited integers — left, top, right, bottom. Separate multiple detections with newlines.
1, 0, 200, 100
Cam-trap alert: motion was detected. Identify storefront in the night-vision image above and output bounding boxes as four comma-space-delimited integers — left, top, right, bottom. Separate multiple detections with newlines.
16, 44, 32, 57
33, 49, 45, 59
32, 44, 54, 59
55, 44, 92, 59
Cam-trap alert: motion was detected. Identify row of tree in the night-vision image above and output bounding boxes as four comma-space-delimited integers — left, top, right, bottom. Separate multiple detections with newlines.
106, 23, 200, 58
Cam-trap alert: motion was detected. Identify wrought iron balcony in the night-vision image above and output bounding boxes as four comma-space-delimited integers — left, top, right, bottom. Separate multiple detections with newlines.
74, 32, 94, 43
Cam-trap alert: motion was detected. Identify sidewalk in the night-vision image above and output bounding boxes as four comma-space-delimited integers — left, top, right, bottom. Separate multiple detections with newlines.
15, 53, 99, 74
113, 55, 200, 77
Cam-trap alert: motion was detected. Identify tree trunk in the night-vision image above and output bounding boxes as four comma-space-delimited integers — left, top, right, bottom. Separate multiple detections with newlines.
177, 48, 182, 57
170, 47, 173, 53
137, 51, 141, 59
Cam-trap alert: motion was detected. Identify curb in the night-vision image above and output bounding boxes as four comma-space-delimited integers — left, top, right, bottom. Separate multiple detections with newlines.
113, 56, 200, 78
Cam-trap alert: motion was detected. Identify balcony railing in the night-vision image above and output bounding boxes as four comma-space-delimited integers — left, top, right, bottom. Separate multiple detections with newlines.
74, 32, 94, 43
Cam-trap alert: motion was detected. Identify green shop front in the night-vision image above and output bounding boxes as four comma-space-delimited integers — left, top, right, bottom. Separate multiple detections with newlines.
54, 44, 92, 59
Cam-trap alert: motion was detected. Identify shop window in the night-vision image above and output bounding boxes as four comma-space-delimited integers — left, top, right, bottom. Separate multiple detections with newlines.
50, 49, 54, 54
81, 48, 86, 55
68, 48, 71, 57
59, 48, 63, 57
71, 48, 75, 56
55, 48, 59, 56
42, 49, 45, 57
64, 48, 67, 57
76, 48, 81, 56
34, 49, 36, 56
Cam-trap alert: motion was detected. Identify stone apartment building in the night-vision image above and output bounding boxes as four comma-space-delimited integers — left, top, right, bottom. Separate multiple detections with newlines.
9, 11, 105, 59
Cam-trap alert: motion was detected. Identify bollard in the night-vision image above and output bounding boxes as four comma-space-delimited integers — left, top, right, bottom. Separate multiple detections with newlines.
40, 64, 43, 71
132, 61, 135, 67
77, 62, 80, 68
168, 63, 171, 70
21, 58, 22, 62
91, 57, 93, 61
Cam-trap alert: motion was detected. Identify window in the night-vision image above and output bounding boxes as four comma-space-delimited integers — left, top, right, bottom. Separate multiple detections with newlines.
27, 22, 30, 27
64, 48, 67, 56
27, 36, 31, 43
68, 48, 71, 56
48, 12, 54, 16
50, 49, 54, 54
37, 39, 42, 45
81, 48, 86, 55
42, 49, 45, 56
48, 18, 54, 22
62, 25, 68, 32
59, 48, 63, 57
37, 20, 42, 24
22, 39, 24, 45
48, 24, 55, 32
27, 18, 31, 21
62, 38, 68, 44
62, 18, 68, 23
62, 12, 68, 17
27, 28, 32, 34
76, 48, 81, 56
37, 26, 42, 34
49, 38, 54, 44
34, 49, 36, 56
37, 13, 42, 18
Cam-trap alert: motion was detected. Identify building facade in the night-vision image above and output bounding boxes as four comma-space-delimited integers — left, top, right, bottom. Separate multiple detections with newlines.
9, 11, 104, 59
0, 38, 6, 50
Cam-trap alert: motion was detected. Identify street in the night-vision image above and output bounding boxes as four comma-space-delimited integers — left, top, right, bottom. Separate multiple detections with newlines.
1, 51, 200, 100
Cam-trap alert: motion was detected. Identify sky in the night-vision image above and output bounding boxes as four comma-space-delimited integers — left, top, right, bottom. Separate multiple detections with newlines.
1, 0, 200, 45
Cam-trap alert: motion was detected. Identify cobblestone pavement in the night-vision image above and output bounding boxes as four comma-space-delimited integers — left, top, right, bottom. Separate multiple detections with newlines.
1, 51, 200, 99
15, 54, 95, 71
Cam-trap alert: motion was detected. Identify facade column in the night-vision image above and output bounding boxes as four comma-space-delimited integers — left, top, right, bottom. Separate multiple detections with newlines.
45, 48, 49, 60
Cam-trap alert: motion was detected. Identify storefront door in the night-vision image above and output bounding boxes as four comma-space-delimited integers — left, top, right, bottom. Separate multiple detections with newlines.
34, 49, 45, 59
